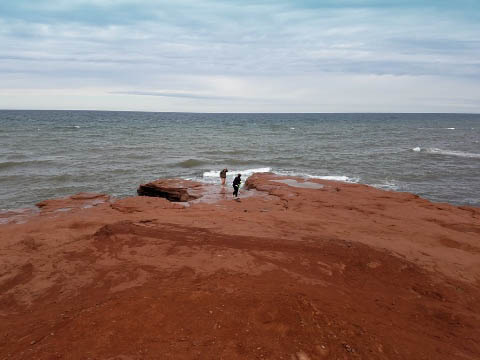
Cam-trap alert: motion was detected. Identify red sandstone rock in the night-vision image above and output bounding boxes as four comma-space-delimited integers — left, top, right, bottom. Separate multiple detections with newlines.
1, 174, 480, 359
35, 192, 110, 212
137, 178, 207, 201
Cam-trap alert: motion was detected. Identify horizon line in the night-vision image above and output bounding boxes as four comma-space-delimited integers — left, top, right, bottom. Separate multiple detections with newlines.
1, 109, 479, 115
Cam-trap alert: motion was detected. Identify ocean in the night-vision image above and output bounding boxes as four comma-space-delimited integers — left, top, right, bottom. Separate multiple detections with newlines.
0, 110, 479, 210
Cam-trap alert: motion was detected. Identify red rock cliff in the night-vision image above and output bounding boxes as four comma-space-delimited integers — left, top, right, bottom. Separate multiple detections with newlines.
1, 173, 479, 359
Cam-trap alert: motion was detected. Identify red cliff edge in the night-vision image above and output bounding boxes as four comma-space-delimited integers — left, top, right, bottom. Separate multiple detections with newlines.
1, 173, 479, 359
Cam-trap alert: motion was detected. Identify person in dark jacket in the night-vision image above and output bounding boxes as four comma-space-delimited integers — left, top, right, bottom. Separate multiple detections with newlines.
232, 174, 241, 197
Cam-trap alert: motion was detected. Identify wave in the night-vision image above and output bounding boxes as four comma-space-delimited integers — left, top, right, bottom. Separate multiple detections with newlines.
310, 175, 356, 182
175, 159, 209, 168
200, 149, 254, 156
4, 153, 30, 161
224, 159, 263, 166
370, 180, 399, 191
123, 152, 154, 160
275, 170, 359, 183
0, 159, 56, 170
412, 147, 480, 159
418, 127, 457, 130
203, 167, 271, 178
201, 168, 359, 184
50, 125, 83, 130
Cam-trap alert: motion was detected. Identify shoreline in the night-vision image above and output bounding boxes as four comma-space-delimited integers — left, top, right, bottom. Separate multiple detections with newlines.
1, 172, 479, 223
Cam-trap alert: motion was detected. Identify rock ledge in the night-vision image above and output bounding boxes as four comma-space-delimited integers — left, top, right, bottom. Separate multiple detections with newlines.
137, 178, 206, 202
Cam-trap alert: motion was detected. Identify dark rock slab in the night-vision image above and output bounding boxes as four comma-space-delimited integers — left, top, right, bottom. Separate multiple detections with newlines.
137, 179, 206, 202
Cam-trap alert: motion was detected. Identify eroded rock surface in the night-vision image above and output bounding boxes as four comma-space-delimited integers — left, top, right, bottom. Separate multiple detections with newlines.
35, 193, 110, 212
1, 173, 480, 359
137, 178, 206, 202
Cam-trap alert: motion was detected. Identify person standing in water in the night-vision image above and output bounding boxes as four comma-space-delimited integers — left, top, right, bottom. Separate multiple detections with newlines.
232, 174, 241, 197
220, 168, 228, 185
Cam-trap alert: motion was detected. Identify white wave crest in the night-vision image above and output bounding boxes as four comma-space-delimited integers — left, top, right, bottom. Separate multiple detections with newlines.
203, 167, 271, 178
310, 175, 354, 182
200, 168, 359, 184
371, 181, 399, 191
275, 170, 359, 183
414, 147, 480, 159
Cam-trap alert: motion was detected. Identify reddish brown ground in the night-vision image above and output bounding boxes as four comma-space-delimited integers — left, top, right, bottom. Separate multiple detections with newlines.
1, 173, 480, 360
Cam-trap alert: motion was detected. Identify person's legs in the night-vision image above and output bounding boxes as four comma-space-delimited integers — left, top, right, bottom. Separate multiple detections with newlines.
221, 177, 226, 185
233, 185, 239, 197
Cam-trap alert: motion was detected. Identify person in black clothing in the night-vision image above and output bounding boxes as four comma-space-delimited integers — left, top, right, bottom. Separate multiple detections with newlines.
232, 174, 241, 197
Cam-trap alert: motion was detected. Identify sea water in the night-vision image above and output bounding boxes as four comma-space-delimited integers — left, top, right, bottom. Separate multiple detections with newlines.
0, 110, 479, 210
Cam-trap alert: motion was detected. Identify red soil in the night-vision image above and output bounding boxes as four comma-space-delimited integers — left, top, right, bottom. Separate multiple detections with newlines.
1, 173, 479, 359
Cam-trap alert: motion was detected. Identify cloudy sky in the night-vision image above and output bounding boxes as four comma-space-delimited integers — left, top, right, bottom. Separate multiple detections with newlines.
1, 0, 479, 112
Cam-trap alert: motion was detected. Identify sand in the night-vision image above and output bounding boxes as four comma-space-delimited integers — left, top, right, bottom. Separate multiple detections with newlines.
1, 173, 479, 359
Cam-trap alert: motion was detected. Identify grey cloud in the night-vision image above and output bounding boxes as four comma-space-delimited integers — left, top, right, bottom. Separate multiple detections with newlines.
1, 0, 480, 97
110, 90, 267, 102
0, 54, 147, 64
311, 59, 480, 78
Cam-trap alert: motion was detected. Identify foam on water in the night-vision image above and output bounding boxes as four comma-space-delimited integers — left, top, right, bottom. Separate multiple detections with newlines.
371, 180, 400, 191
201, 168, 356, 184
413, 147, 480, 159
276, 170, 359, 183
203, 167, 272, 179
307, 175, 356, 182
428, 148, 480, 159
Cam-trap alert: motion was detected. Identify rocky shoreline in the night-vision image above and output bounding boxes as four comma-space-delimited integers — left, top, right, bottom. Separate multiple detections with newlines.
1, 173, 480, 359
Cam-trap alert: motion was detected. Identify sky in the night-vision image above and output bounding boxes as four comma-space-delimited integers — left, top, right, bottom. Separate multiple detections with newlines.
0, 0, 479, 112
